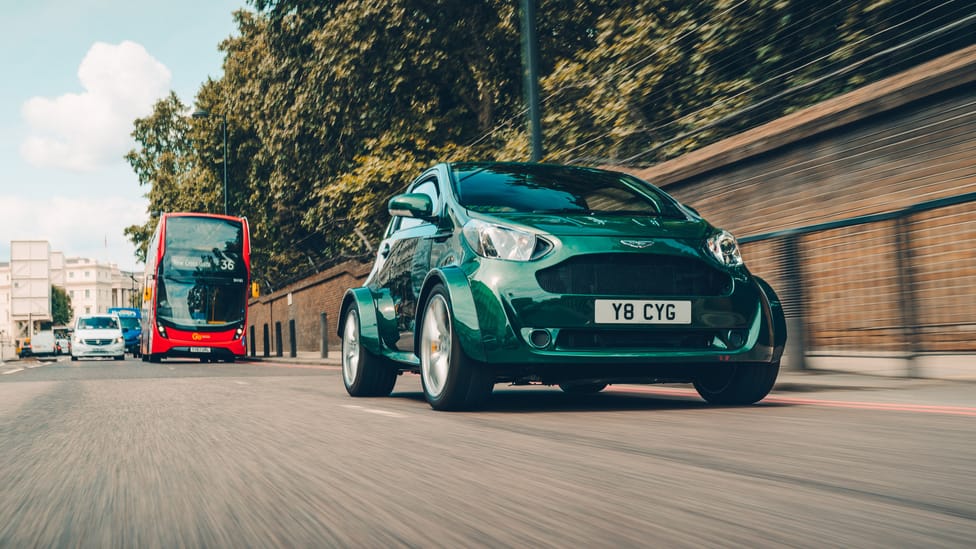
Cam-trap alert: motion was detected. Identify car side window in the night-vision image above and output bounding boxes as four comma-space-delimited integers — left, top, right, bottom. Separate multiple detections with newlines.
396, 178, 440, 232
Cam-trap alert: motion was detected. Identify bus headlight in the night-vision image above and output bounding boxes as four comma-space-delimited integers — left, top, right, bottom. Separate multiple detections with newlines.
156, 323, 168, 338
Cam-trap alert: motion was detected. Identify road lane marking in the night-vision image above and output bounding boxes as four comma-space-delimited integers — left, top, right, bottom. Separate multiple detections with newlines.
2, 368, 24, 375
608, 386, 976, 417
340, 404, 406, 418
233, 381, 249, 385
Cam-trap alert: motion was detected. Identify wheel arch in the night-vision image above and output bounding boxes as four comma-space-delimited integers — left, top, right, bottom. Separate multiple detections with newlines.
414, 266, 486, 362
338, 288, 388, 357
752, 275, 787, 360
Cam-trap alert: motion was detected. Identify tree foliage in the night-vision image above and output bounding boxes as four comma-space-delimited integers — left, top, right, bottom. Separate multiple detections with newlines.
51, 285, 73, 326
126, 0, 975, 287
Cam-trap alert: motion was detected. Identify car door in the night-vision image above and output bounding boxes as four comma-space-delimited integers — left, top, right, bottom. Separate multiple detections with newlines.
368, 177, 442, 351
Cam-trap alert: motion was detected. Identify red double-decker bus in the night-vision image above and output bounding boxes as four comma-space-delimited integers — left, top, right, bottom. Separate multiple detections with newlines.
141, 213, 252, 363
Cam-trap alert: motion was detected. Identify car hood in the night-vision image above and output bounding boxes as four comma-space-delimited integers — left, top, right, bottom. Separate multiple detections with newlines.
482, 212, 711, 239
76, 329, 122, 339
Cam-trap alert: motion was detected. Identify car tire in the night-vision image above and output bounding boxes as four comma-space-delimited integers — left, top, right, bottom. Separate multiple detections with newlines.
419, 285, 494, 411
71, 355, 78, 362
341, 305, 397, 397
114, 355, 124, 361
693, 362, 780, 405
558, 382, 608, 394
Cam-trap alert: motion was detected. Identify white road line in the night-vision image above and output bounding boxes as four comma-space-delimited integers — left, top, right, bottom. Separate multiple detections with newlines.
2, 368, 24, 375
340, 404, 405, 418
233, 381, 249, 385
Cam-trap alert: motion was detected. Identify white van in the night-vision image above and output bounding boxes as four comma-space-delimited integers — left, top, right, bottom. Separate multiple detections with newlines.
18, 330, 57, 357
71, 314, 125, 361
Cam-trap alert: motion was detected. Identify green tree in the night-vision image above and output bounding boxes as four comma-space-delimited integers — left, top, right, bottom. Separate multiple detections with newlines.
51, 286, 73, 326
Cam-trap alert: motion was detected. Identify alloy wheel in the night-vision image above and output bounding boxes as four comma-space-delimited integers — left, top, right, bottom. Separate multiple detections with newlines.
342, 309, 361, 387
421, 294, 452, 399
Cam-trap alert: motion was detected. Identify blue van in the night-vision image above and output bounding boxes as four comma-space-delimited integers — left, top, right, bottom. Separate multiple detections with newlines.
108, 307, 142, 357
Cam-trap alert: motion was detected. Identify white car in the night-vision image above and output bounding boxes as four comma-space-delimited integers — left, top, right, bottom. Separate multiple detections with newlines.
71, 314, 125, 361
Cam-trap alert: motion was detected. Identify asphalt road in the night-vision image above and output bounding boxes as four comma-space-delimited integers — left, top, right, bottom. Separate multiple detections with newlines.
1, 356, 974, 548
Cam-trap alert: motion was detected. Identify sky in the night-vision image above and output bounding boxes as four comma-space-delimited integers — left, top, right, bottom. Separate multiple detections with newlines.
0, 0, 247, 273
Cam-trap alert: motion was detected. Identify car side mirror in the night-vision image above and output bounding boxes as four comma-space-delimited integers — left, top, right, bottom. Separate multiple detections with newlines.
389, 193, 434, 220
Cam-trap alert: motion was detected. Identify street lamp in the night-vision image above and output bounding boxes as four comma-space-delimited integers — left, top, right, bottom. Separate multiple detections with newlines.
127, 273, 141, 308
192, 109, 228, 215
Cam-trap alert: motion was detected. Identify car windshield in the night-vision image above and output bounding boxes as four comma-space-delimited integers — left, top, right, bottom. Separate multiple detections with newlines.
450, 163, 685, 217
118, 317, 140, 330
78, 317, 118, 330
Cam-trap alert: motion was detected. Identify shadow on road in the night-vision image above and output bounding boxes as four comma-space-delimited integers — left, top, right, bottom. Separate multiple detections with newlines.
388, 387, 792, 413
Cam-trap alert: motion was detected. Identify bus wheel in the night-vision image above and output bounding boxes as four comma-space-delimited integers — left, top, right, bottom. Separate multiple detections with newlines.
149, 354, 161, 363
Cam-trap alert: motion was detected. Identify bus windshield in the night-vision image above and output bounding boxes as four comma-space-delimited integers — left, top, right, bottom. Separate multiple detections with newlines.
157, 216, 247, 329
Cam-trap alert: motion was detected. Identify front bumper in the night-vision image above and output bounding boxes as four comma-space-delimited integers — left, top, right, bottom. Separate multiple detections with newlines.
150, 326, 245, 359
459, 257, 783, 369
72, 342, 125, 357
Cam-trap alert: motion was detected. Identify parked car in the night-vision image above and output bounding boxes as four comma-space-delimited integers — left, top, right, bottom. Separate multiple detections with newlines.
338, 162, 786, 410
71, 314, 125, 361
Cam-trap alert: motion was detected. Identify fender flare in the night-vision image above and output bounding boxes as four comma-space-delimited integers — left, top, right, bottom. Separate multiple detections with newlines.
752, 275, 788, 358
415, 266, 486, 362
337, 287, 396, 357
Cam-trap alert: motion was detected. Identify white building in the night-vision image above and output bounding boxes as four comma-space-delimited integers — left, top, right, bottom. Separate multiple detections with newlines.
0, 262, 11, 354
0, 240, 143, 344
62, 259, 142, 323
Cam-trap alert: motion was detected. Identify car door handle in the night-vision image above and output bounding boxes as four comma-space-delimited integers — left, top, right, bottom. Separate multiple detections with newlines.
380, 243, 391, 258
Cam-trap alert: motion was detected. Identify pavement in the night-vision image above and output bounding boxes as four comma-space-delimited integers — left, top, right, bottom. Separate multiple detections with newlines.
243, 350, 976, 393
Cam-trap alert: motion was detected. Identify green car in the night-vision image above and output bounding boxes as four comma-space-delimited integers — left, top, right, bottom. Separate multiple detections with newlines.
339, 162, 786, 410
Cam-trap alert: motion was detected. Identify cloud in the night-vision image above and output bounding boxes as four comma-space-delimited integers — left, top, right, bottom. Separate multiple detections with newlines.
0, 193, 148, 271
19, 41, 171, 172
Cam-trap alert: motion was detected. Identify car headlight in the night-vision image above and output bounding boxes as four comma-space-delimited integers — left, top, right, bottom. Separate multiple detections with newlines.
116, 336, 125, 344
707, 230, 743, 266
462, 220, 552, 261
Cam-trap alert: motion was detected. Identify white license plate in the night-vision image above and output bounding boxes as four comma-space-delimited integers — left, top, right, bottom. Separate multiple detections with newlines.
190, 347, 212, 353
595, 300, 691, 324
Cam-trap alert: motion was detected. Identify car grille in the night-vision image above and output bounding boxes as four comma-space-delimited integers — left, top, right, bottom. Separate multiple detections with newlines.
84, 339, 115, 346
535, 253, 730, 296
556, 329, 715, 350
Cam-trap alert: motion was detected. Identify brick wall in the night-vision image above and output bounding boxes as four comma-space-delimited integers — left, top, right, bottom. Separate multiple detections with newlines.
247, 260, 372, 356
